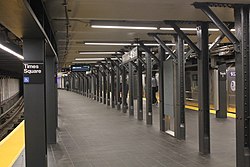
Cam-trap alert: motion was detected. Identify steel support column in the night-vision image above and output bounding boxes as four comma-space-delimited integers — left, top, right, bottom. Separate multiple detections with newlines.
175, 36, 186, 140
158, 46, 165, 131
89, 75, 92, 98
107, 70, 111, 106
116, 66, 121, 110
83, 75, 86, 95
96, 71, 100, 102
103, 71, 107, 104
122, 66, 127, 113
128, 62, 134, 116
86, 75, 89, 97
78, 73, 84, 95
93, 74, 97, 100
78, 73, 81, 94
234, 6, 250, 167
197, 22, 210, 154
111, 63, 115, 108
99, 70, 103, 103
146, 52, 152, 125
72, 73, 75, 92
137, 53, 143, 120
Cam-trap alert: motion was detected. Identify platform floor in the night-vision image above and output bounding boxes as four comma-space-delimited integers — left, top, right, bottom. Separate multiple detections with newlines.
14, 90, 235, 167
44, 90, 235, 167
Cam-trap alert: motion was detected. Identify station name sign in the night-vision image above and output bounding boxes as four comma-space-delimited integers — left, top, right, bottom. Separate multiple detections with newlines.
23, 62, 44, 84
71, 64, 91, 72
122, 47, 138, 63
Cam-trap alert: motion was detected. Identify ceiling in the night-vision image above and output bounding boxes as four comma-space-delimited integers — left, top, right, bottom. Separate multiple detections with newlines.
43, 0, 250, 67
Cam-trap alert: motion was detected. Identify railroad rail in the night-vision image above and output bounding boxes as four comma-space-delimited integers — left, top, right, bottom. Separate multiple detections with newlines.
0, 96, 24, 141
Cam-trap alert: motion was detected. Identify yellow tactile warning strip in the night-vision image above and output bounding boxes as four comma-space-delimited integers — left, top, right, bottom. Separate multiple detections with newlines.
185, 105, 236, 119
143, 98, 236, 118
0, 121, 25, 167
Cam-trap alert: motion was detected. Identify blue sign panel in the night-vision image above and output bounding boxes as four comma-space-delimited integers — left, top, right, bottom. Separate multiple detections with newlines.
24, 77, 30, 83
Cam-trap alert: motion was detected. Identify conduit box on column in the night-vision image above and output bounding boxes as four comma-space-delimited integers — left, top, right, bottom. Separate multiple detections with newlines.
23, 62, 44, 84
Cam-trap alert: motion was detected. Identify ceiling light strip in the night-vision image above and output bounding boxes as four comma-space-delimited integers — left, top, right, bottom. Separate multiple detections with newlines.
84, 42, 132, 46
0, 44, 24, 60
91, 25, 158, 30
79, 51, 121, 55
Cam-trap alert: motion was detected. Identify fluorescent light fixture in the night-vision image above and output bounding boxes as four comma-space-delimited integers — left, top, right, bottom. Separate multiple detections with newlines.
160, 27, 197, 31
230, 29, 235, 32
75, 58, 104, 61
144, 43, 160, 46
75, 57, 119, 61
160, 27, 174, 31
0, 44, 24, 60
72, 61, 98, 64
180, 28, 197, 31
160, 27, 221, 32
83, 42, 189, 47
166, 43, 176, 46
84, 42, 132, 46
79, 51, 121, 55
91, 25, 158, 30
208, 28, 219, 32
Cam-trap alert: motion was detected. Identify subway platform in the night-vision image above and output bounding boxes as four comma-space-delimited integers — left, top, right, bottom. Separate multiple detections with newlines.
15, 89, 235, 167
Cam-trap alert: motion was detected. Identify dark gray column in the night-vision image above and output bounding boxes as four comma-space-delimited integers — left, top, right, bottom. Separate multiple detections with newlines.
55, 71, 58, 128
234, 6, 250, 167
122, 66, 127, 113
76, 73, 80, 93
81, 75, 84, 95
70, 74, 73, 91
86, 75, 89, 97
146, 52, 152, 125
158, 46, 165, 131
216, 64, 227, 118
111, 63, 115, 108
197, 22, 210, 154
45, 56, 57, 144
72, 73, 75, 92
175, 36, 186, 140
74, 73, 77, 92
93, 75, 97, 100
103, 72, 107, 104
99, 71, 103, 103
88, 76, 91, 98
137, 54, 143, 120
116, 66, 121, 110
23, 39, 47, 167
128, 62, 134, 116
83, 74, 86, 96
96, 71, 100, 101
89, 76, 91, 98
107, 71, 111, 106
78, 74, 83, 95
78, 73, 81, 93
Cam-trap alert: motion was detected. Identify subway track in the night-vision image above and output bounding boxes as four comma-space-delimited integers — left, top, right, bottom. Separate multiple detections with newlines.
0, 97, 24, 141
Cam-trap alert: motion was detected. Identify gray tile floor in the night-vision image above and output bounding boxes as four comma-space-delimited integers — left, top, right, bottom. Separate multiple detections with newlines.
13, 150, 25, 167
14, 90, 236, 167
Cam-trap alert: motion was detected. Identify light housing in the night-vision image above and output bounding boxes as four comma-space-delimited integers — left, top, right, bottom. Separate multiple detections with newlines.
0, 43, 24, 60
91, 25, 158, 30
79, 51, 121, 55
